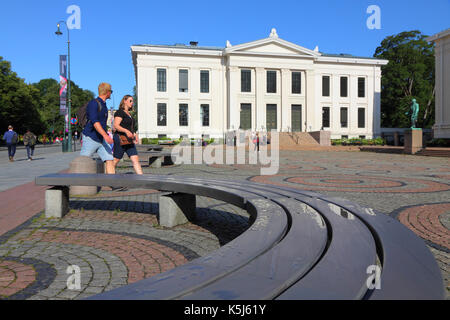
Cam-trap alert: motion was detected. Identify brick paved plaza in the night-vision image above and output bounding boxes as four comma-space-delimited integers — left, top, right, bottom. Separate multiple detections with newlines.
0, 147, 448, 300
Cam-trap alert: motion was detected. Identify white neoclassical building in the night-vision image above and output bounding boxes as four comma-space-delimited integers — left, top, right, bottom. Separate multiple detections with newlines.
427, 28, 450, 139
131, 29, 388, 140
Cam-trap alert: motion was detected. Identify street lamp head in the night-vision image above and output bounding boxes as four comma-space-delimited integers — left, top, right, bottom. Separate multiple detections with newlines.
55, 23, 63, 36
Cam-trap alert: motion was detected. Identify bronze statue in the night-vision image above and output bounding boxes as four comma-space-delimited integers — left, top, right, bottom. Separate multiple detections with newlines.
406, 98, 419, 129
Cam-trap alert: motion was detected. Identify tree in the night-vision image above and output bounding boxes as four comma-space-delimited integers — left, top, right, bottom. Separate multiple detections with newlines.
0, 57, 45, 134
32, 79, 94, 135
374, 31, 435, 128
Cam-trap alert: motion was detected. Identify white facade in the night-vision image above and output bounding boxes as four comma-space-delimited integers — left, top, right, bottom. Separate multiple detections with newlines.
131, 29, 388, 140
427, 28, 450, 139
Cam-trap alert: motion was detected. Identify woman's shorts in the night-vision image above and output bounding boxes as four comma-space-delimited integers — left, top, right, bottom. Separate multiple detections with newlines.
113, 134, 138, 159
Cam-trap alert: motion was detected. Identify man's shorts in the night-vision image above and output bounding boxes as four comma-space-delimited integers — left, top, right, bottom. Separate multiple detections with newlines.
113, 134, 138, 159
80, 134, 114, 162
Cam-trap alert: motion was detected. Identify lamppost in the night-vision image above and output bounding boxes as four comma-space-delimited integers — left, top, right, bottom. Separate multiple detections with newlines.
55, 21, 72, 152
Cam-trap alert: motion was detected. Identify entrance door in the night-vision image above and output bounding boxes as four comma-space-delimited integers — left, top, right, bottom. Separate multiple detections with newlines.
291, 105, 302, 131
240, 104, 251, 130
266, 104, 277, 131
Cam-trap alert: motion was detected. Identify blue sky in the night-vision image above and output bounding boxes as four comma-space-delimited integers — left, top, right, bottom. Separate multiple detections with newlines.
1, 0, 449, 110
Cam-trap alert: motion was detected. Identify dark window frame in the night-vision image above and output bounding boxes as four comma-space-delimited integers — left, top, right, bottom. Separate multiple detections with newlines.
157, 103, 167, 126
201, 104, 210, 127
292, 71, 302, 94
267, 70, 277, 93
340, 76, 348, 97
322, 75, 330, 97
358, 77, 366, 98
179, 69, 188, 93
241, 69, 251, 93
157, 68, 167, 92
240, 103, 252, 130
340, 107, 348, 128
200, 70, 209, 93
358, 108, 365, 128
322, 107, 330, 128
179, 104, 188, 126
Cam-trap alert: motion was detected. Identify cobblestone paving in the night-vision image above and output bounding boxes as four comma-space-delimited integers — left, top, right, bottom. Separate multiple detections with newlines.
0, 148, 448, 299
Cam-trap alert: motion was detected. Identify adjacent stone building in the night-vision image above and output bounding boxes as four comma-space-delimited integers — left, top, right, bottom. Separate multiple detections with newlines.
427, 28, 450, 139
131, 29, 388, 140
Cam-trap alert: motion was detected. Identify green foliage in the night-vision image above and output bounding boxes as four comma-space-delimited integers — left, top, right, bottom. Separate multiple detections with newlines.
332, 137, 385, 146
426, 138, 450, 148
0, 57, 45, 134
31, 78, 94, 135
374, 30, 435, 129
0, 56, 94, 136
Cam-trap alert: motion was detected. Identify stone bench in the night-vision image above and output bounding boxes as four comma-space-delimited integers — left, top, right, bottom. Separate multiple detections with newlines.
35, 173, 445, 300
138, 151, 176, 168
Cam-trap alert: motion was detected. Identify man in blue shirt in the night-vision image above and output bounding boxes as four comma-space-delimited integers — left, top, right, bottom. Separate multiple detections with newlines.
3, 125, 18, 162
80, 82, 115, 174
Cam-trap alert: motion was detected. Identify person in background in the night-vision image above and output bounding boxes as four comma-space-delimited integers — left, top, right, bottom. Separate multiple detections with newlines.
23, 129, 37, 161
112, 95, 143, 175
3, 125, 18, 162
80, 82, 115, 174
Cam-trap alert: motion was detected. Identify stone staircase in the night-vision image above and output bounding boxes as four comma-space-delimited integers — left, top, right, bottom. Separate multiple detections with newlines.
415, 148, 450, 158
279, 132, 320, 148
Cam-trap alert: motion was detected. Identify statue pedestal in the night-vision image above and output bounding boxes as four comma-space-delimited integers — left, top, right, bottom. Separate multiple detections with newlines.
404, 129, 423, 154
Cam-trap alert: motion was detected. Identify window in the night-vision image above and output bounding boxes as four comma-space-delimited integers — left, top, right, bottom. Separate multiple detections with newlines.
157, 103, 167, 126
241, 69, 251, 92
359, 135, 366, 139
179, 104, 188, 126
340, 107, 348, 128
240, 104, 251, 130
358, 77, 365, 98
292, 72, 302, 94
267, 71, 277, 93
201, 104, 209, 126
342, 135, 348, 139
322, 76, 330, 97
358, 108, 365, 128
266, 104, 277, 130
179, 69, 188, 92
322, 107, 330, 128
340, 76, 348, 97
200, 70, 209, 93
157, 69, 166, 92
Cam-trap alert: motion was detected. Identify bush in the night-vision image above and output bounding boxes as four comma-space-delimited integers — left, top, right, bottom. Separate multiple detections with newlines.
331, 137, 385, 146
426, 138, 450, 147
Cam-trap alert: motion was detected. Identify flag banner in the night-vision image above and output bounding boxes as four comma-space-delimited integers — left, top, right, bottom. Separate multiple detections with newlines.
59, 55, 68, 115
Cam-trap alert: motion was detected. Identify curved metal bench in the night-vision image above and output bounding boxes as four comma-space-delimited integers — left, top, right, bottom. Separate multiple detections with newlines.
35, 173, 445, 300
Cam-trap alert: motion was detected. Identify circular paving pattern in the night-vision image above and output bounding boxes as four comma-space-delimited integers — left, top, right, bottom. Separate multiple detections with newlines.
0, 260, 36, 298
250, 174, 450, 193
395, 203, 450, 251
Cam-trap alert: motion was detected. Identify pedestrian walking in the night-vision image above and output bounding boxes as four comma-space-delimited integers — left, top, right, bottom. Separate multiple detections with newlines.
112, 95, 143, 175
79, 82, 115, 174
23, 129, 37, 161
3, 125, 18, 162
254, 132, 260, 152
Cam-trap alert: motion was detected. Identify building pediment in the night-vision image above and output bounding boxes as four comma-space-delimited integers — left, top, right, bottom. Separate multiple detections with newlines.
225, 29, 320, 58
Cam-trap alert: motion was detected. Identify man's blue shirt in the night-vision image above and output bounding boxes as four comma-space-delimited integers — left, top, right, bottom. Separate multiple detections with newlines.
82, 97, 108, 143
3, 130, 17, 144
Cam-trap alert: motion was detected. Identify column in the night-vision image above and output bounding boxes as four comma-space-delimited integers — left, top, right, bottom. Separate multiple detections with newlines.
305, 69, 315, 132
281, 68, 290, 132
255, 67, 265, 131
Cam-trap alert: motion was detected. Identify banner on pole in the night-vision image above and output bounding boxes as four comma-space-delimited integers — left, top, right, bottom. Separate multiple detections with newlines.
59, 55, 68, 116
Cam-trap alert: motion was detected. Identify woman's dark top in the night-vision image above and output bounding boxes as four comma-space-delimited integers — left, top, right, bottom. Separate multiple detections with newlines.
114, 109, 134, 136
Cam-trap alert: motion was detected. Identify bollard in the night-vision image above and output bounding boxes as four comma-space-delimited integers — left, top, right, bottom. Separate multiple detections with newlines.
69, 156, 104, 196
